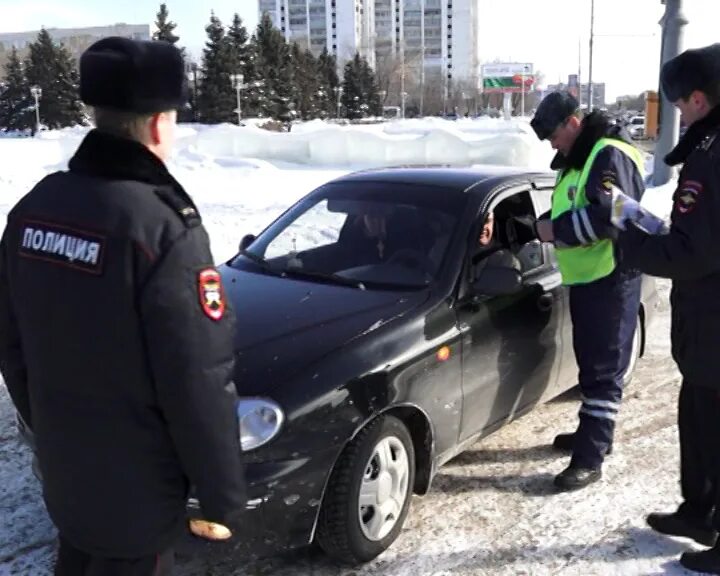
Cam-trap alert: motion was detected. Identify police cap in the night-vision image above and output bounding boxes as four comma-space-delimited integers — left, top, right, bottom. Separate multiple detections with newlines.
80, 37, 188, 114
530, 91, 579, 140
661, 43, 720, 102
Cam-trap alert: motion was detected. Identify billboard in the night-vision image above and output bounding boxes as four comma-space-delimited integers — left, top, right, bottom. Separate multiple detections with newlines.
481, 63, 535, 93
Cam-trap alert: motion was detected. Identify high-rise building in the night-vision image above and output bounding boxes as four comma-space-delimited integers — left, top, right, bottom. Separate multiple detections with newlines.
0, 24, 151, 80
258, 0, 477, 86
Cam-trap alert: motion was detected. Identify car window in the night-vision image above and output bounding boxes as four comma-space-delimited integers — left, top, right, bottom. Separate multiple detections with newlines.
233, 181, 468, 290
264, 200, 346, 259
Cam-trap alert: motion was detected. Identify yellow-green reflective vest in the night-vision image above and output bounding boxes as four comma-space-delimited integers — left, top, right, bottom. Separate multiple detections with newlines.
551, 138, 644, 285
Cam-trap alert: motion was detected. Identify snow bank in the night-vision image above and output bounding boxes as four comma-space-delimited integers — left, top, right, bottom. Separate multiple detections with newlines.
178, 117, 555, 170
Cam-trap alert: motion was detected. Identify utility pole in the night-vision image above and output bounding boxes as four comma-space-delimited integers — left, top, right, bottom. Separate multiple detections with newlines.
588, 0, 595, 111
654, 0, 687, 185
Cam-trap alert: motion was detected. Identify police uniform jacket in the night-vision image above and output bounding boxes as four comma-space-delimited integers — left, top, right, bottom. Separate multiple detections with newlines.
0, 130, 245, 557
622, 105, 720, 390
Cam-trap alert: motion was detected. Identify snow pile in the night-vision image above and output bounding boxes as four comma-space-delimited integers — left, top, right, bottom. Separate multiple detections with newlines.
176, 117, 555, 169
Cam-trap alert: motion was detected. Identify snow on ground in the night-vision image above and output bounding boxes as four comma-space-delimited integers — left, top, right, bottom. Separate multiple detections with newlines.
0, 119, 686, 575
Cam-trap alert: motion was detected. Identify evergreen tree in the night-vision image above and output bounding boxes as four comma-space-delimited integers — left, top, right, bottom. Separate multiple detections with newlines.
25, 29, 84, 129
341, 54, 365, 120
290, 44, 321, 120
359, 57, 382, 117
251, 13, 294, 121
197, 13, 236, 124
153, 3, 180, 44
227, 13, 249, 73
0, 47, 33, 131
317, 48, 339, 118
341, 53, 381, 120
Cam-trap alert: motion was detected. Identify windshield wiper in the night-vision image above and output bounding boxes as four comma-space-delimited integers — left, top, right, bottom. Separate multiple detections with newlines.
280, 267, 366, 290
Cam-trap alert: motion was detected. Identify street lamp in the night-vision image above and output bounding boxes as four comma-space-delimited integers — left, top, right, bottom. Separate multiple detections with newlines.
333, 86, 343, 119
185, 62, 198, 121
401, 91, 407, 119
230, 73, 244, 125
30, 85, 42, 135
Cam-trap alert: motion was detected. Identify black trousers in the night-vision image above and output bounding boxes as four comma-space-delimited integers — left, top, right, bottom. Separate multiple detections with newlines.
569, 270, 642, 469
54, 537, 174, 576
678, 381, 720, 530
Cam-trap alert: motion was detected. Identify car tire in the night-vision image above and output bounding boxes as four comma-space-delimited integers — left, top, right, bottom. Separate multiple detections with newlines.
623, 315, 643, 386
316, 415, 415, 564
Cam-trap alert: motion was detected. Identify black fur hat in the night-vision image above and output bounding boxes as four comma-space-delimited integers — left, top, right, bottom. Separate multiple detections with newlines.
530, 91, 580, 140
661, 43, 720, 102
80, 37, 188, 114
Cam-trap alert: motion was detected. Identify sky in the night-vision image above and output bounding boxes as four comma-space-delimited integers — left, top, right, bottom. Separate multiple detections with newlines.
0, 0, 718, 103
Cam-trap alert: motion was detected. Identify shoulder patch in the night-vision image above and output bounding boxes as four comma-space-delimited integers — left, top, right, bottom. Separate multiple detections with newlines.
19, 220, 105, 275
675, 180, 703, 214
154, 188, 201, 228
198, 268, 226, 321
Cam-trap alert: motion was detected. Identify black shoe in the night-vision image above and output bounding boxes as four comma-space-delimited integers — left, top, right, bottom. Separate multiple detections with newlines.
647, 511, 717, 547
553, 465, 602, 491
552, 433, 613, 455
680, 544, 720, 574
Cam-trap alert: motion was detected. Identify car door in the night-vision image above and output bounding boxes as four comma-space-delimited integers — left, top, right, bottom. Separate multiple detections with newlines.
456, 186, 565, 442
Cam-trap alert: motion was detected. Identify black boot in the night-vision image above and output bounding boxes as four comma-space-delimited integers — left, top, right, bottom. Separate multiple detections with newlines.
553, 464, 602, 491
552, 432, 613, 455
647, 511, 717, 547
680, 542, 720, 574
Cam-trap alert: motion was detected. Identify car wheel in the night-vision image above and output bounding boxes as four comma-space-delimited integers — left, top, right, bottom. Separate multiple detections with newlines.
316, 415, 415, 564
623, 315, 642, 386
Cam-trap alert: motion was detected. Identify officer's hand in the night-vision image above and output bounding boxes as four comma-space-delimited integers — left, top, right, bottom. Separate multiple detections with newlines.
535, 219, 554, 242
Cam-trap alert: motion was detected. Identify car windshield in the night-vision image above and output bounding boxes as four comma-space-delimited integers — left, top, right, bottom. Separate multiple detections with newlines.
230, 180, 468, 289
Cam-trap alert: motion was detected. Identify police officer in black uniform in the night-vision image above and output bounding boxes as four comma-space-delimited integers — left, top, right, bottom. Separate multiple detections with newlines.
0, 37, 245, 575
621, 43, 720, 574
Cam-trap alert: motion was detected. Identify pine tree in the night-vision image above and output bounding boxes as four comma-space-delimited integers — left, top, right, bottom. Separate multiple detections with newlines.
153, 3, 180, 44
25, 29, 84, 129
252, 13, 294, 121
317, 48, 339, 118
197, 13, 236, 124
0, 47, 33, 131
340, 53, 381, 120
290, 44, 321, 120
359, 57, 382, 117
227, 13, 248, 73
341, 54, 365, 120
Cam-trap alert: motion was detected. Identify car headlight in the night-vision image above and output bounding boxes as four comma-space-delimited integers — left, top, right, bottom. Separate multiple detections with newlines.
237, 398, 284, 451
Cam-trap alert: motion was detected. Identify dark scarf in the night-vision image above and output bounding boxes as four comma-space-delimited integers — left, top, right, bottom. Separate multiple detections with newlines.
665, 105, 720, 166
68, 129, 198, 212
550, 111, 633, 171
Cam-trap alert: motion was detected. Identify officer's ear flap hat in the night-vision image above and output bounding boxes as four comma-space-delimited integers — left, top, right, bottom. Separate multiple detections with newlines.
661, 43, 720, 103
80, 37, 188, 114
530, 91, 580, 140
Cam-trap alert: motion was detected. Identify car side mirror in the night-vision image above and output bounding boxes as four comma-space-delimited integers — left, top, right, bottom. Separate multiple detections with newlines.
239, 234, 256, 252
472, 249, 522, 296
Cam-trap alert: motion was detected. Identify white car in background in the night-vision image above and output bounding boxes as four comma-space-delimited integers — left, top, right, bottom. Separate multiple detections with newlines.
628, 115, 646, 139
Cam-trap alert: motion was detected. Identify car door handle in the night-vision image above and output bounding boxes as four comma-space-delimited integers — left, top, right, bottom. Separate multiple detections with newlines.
537, 293, 554, 312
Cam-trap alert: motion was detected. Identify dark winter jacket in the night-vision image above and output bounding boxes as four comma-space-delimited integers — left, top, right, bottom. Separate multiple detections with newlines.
0, 130, 245, 557
622, 105, 720, 389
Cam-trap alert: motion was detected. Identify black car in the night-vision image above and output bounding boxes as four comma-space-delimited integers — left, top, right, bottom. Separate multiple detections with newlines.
17, 166, 658, 565
208, 166, 657, 563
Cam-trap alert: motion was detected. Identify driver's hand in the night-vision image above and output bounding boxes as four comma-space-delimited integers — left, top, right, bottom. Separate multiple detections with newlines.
535, 219, 554, 243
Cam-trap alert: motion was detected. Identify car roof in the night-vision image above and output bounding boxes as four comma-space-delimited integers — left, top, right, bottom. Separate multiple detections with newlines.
331, 165, 555, 195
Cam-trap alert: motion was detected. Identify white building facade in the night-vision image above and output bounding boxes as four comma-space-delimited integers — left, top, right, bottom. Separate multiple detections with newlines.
258, 0, 477, 86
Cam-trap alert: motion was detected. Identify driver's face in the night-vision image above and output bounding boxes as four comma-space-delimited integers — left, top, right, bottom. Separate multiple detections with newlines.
478, 212, 494, 246
363, 214, 386, 237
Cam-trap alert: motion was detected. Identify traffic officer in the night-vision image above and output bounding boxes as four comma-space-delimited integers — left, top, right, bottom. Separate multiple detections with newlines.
621, 43, 720, 574
0, 38, 245, 575
530, 91, 644, 491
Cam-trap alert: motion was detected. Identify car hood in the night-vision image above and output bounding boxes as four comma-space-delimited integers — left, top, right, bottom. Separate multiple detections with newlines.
219, 265, 429, 393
